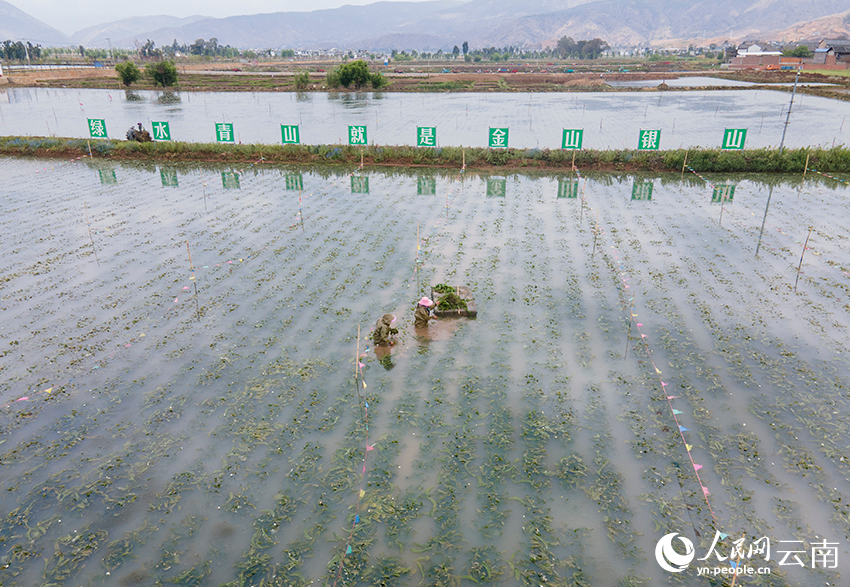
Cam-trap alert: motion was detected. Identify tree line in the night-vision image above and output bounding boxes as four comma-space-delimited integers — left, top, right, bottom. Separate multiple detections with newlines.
1, 40, 42, 60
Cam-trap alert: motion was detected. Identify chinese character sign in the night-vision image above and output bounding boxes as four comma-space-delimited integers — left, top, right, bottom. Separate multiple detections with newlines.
562, 129, 583, 150
152, 121, 171, 141
349, 125, 367, 146
351, 175, 369, 194
638, 130, 661, 150
216, 123, 234, 143
486, 178, 506, 197
722, 128, 747, 150
711, 184, 735, 203
222, 171, 240, 189
160, 169, 178, 187
285, 173, 303, 191
417, 127, 437, 147
488, 127, 509, 148
88, 119, 107, 138
557, 178, 578, 199
632, 180, 653, 201
417, 177, 436, 195
281, 124, 300, 144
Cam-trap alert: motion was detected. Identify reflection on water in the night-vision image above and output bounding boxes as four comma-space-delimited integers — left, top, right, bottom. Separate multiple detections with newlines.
0, 159, 848, 586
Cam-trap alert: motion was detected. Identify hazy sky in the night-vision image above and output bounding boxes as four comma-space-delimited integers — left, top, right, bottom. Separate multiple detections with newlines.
10, 0, 426, 36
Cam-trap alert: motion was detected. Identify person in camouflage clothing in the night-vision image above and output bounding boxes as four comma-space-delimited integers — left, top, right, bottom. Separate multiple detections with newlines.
414, 297, 437, 328
373, 314, 398, 346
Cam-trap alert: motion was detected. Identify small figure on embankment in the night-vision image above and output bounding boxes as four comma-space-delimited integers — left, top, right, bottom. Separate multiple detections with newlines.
126, 122, 152, 142
414, 297, 438, 328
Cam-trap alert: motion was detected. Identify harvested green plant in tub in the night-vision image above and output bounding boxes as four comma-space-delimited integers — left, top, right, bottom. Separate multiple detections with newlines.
437, 292, 468, 311
433, 283, 455, 294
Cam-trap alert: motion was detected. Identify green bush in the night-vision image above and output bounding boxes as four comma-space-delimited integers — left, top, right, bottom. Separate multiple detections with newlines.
145, 60, 178, 87
115, 61, 141, 87
293, 71, 310, 89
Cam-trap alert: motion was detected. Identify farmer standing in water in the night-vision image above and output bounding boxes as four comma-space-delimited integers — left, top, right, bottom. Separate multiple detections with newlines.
373, 314, 398, 346
414, 297, 437, 328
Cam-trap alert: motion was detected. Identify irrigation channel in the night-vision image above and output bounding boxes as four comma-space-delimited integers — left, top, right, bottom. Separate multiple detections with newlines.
1, 156, 849, 587
0, 86, 848, 150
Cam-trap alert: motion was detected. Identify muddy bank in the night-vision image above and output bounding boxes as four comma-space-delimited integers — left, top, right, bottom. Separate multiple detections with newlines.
1, 136, 848, 173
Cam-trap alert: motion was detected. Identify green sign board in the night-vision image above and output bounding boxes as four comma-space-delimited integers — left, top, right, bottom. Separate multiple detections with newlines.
151, 121, 171, 141
488, 127, 509, 149
351, 175, 369, 194
417, 127, 437, 147
215, 122, 234, 143
98, 169, 117, 184
88, 118, 107, 138
285, 173, 303, 191
561, 129, 583, 150
711, 184, 735, 203
222, 171, 240, 189
417, 177, 436, 195
160, 169, 179, 187
631, 181, 653, 201
557, 178, 579, 199
722, 128, 747, 150
348, 125, 367, 146
638, 129, 661, 150
281, 124, 300, 144
486, 178, 507, 197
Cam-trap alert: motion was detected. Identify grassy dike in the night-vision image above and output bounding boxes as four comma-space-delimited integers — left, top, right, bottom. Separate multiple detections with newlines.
1, 135, 850, 173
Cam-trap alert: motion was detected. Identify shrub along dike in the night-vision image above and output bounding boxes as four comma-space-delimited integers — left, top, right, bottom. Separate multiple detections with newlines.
1, 135, 849, 173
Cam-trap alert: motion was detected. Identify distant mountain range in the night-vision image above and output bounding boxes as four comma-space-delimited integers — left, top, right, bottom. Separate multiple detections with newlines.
2, 0, 849, 52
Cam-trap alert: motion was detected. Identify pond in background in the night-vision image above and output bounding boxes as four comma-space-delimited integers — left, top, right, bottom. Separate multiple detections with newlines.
0, 86, 848, 150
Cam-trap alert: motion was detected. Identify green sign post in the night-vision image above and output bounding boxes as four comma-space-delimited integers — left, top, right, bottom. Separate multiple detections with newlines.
561, 129, 583, 150
281, 124, 300, 144
557, 178, 579, 199
285, 173, 303, 191
152, 121, 171, 141
722, 128, 747, 150
160, 169, 179, 187
348, 125, 367, 146
222, 171, 240, 189
711, 185, 735, 203
88, 119, 107, 138
631, 181, 653, 201
417, 127, 437, 147
486, 178, 507, 197
351, 175, 369, 193
417, 177, 436, 195
488, 128, 509, 148
638, 130, 661, 150
216, 123, 234, 143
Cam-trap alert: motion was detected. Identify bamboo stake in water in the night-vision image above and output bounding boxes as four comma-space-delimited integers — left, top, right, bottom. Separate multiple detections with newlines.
681, 151, 688, 183
84, 202, 100, 266
355, 324, 364, 424
797, 153, 810, 198
794, 227, 813, 293
416, 221, 420, 295
592, 209, 599, 255
186, 241, 200, 321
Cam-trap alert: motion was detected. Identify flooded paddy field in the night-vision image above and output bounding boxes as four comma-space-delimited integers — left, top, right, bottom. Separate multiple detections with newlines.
1, 156, 849, 586
1, 86, 849, 150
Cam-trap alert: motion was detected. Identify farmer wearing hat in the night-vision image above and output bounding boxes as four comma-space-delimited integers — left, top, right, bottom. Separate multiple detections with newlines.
414, 297, 438, 328
373, 313, 398, 346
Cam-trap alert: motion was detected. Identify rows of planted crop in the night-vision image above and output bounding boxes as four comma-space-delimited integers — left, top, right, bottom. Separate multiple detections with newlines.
2, 159, 848, 586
